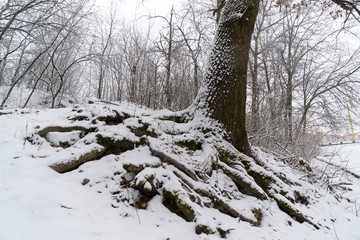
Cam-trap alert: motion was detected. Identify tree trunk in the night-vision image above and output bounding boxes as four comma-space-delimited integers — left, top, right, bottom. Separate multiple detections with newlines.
285, 70, 293, 143
250, 33, 260, 133
97, 62, 104, 99
195, 0, 260, 156
165, 8, 174, 109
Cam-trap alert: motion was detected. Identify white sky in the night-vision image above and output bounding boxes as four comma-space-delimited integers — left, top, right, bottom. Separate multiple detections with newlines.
93, 0, 189, 36
96, 0, 186, 19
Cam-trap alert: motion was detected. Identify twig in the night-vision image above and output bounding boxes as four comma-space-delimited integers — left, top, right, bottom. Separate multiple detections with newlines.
99, 100, 120, 106
2, 170, 6, 190
23, 121, 28, 148
126, 186, 141, 224
332, 221, 340, 240
317, 156, 360, 179
134, 203, 141, 225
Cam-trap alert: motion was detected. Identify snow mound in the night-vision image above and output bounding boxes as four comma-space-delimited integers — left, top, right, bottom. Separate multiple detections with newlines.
0, 101, 359, 240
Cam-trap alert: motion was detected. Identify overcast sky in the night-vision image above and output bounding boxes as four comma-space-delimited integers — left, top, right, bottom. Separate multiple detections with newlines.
96, 0, 186, 19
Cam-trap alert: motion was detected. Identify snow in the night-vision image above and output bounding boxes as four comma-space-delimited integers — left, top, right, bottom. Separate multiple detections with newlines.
121, 146, 162, 168
0, 86, 74, 109
1, 102, 360, 240
0, 106, 193, 240
319, 143, 360, 176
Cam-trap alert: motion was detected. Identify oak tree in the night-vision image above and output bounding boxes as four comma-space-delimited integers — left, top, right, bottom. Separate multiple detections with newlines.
195, 0, 260, 156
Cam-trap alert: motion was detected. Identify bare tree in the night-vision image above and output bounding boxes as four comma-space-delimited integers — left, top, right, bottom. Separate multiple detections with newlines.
177, 0, 214, 100
247, 1, 360, 159
331, 0, 360, 20
150, 7, 178, 109
94, 6, 116, 100
0, 0, 91, 108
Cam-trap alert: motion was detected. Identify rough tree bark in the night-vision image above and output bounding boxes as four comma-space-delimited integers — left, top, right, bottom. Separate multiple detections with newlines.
195, 0, 260, 156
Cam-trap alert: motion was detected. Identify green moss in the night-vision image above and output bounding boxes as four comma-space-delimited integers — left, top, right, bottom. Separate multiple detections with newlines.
240, 159, 251, 170
276, 198, 319, 229
251, 208, 263, 226
123, 163, 160, 174
217, 149, 235, 167
248, 170, 275, 193
96, 134, 137, 154
277, 190, 296, 204
134, 195, 152, 209
128, 123, 158, 138
216, 148, 252, 170
177, 199, 195, 222
276, 174, 293, 185
146, 175, 155, 183
279, 190, 288, 196
217, 149, 229, 160
142, 182, 157, 197
162, 189, 195, 222
276, 199, 306, 223
175, 139, 202, 151
132, 174, 158, 198
219, 164, 267, 200
195, 224, 215, 235
97, 110, 126, 125
163, 188, 178, 202
123, 163, 144, 173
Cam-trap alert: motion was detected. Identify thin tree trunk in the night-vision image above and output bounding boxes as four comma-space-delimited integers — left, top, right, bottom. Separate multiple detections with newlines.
285, 72, 293, 143
250, 34, 260, 132
165, 8, 174, 109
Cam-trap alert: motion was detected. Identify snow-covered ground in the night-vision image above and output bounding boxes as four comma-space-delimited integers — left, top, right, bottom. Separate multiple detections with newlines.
0, 86, 74, 109
316, 143, 360, 238
320, 144, 360, 176
1, 103, 360, 240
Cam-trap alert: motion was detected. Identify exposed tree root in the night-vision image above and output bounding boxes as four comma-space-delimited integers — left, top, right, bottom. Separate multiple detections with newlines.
0, 111, 12, 116
275, 196, 319, 230
28, 104, 322, 236
149, 143, 198, 181
217, 161, 267, 200
50, 148, 106, 173
97, 109, 130, 125
123, 162, 161, 173
171, 169, 259, 225
96, 134, 139, 155
37, 126, 95, 138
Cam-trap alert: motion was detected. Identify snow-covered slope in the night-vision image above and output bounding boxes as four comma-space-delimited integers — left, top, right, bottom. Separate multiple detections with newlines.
320, 144, 360, 176
0, 102, 359, 240
0, 86, 74, 109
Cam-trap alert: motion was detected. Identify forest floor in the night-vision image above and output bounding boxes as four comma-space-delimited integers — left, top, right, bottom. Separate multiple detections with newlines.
0, 100, 360, 240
